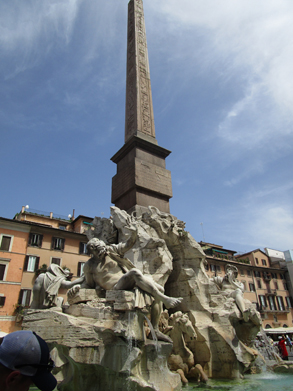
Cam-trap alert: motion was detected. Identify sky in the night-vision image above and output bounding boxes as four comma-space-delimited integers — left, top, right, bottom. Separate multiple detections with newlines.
1, 0, 293, 254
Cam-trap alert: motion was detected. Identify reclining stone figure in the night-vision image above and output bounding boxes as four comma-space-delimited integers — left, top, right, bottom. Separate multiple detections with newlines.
69, 225, 183, 342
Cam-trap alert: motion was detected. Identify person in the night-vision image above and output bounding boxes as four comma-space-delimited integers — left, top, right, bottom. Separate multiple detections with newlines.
0, 330, 57, 391
278, 335, 289, 360
211, 264, 250, 322
69, 225, 183, 342
30, 264, 85, 309
285, 334, 292, 351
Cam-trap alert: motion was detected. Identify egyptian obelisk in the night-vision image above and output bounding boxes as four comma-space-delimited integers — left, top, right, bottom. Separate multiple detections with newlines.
111, 0, 172, 215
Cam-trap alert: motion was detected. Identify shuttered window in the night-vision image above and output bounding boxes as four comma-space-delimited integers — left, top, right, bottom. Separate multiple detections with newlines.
18, 289, 32, 307
51, 237, 65, 251
0, 235, 12, 251
0, 264, 6, 280
24, 256, 40, 272
79, 242, 88, 254
29, 233, 43, 248
51, 258, 61, 266
77, 262, 85, 276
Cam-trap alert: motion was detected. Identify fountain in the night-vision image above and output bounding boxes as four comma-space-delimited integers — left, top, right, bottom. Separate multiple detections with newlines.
20, 0, 283, 387
23, 206, 263, 390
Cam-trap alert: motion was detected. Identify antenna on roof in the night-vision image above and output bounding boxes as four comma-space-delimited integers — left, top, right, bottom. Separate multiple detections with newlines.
200, 222, 206, 242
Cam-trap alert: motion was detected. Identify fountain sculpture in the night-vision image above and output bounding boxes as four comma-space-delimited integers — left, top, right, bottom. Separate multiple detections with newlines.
23, 206, 261, 390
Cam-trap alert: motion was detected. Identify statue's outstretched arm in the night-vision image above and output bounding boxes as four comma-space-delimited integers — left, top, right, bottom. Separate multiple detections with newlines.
61, 275, 85, 289
119, 225, 137, 255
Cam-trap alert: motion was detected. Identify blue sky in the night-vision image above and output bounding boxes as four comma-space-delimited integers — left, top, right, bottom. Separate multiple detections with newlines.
1, 0, 293, 254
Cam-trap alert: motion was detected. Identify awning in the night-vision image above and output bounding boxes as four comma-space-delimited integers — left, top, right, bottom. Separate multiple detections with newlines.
263, 327, 293, 335
83, 221, 93, 225
212, 249, 228, 254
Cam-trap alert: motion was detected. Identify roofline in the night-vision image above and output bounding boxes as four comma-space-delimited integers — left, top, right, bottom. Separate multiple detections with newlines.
199, 241, 237, 254
0, 216, 88, 238
235, 248, 268, 258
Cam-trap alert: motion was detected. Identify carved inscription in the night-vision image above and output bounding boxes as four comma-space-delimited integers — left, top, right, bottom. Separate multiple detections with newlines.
125, 0, 155, 142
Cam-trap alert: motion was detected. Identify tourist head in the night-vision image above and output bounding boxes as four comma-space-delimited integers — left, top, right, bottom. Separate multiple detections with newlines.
0, 330, 57, 391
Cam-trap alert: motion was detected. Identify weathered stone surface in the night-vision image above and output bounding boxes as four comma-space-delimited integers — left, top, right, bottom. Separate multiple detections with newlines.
88, 206, 261, 380
68, 289, 100, 305
23, 305, 181, 391
273, 362, 293, 373
106, 290, 135, 303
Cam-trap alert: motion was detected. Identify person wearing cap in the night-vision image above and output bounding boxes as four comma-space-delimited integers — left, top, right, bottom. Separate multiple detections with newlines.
0, 330, 57, 391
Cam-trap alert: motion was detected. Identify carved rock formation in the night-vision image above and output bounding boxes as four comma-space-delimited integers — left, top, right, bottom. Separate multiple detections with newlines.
23, 206, 261, 390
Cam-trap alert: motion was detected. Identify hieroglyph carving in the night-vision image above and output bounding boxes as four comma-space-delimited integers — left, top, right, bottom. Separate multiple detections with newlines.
125, 0, 155, 142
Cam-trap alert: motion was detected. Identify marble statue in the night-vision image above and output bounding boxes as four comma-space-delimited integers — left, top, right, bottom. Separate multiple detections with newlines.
24, 207, 261, 389
30, 264, 85, 309
69, 224, 183, 342
211, 264, 250, 322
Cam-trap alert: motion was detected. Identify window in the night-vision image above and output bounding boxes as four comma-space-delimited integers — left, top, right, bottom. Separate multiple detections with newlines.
210, 264, 216, 272
249, 283, 255, 292
24, 256, 40, 272
51, 258, 61, 266
242, 281, 247, 291
271, 272, 277, 279
0, 261, 9, 281
268, 295, 276, 310
0, 264, 5, 280
29, 233, 43, 248
255, 258, 259, 265
59, 224, 67, 230
0, 296, 5, 307
280, 273, 285, 280
283, 282, 288, 290
216, 265, 221, 273
254, 271, 261, 278
247, 270, 252, 277
257, 280, 262, 289
277, 296, 285, 311
263, 271, 271, 280
51, 237, 65, 251
285, 297, 292, 308
77, 262, 85, 277
79, 242, 88, 255
239, 269, 244, 276
18, 289, 31, 307
274, 282, 279, 290
259, 295, 267, 308
204, 263, 209, 271
261, 259, 267, 266
0, 235, 13, 252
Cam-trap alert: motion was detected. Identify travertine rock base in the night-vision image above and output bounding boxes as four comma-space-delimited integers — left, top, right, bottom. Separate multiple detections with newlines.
23, 292, 181, 391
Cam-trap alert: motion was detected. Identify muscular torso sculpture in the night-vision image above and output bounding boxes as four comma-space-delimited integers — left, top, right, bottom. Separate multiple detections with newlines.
71, 227, 183, 341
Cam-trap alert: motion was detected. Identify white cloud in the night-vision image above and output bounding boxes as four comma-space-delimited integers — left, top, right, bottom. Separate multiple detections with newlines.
149, 0, 293, 151
0, 0, 81, 77
215, 182, 293, 250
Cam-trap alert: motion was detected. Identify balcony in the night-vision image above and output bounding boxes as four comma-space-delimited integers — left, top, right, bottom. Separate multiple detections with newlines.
265, 290, 277, 296
259, 306, 289, 314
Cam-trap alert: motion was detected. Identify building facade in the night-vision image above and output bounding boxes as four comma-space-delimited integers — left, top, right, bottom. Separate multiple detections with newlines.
0, 207, 93, 333
201, 242, 293, 329
0, 218, 30, 332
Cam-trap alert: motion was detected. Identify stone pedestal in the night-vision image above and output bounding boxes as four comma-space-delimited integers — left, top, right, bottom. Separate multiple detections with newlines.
23, 290, 181, 391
